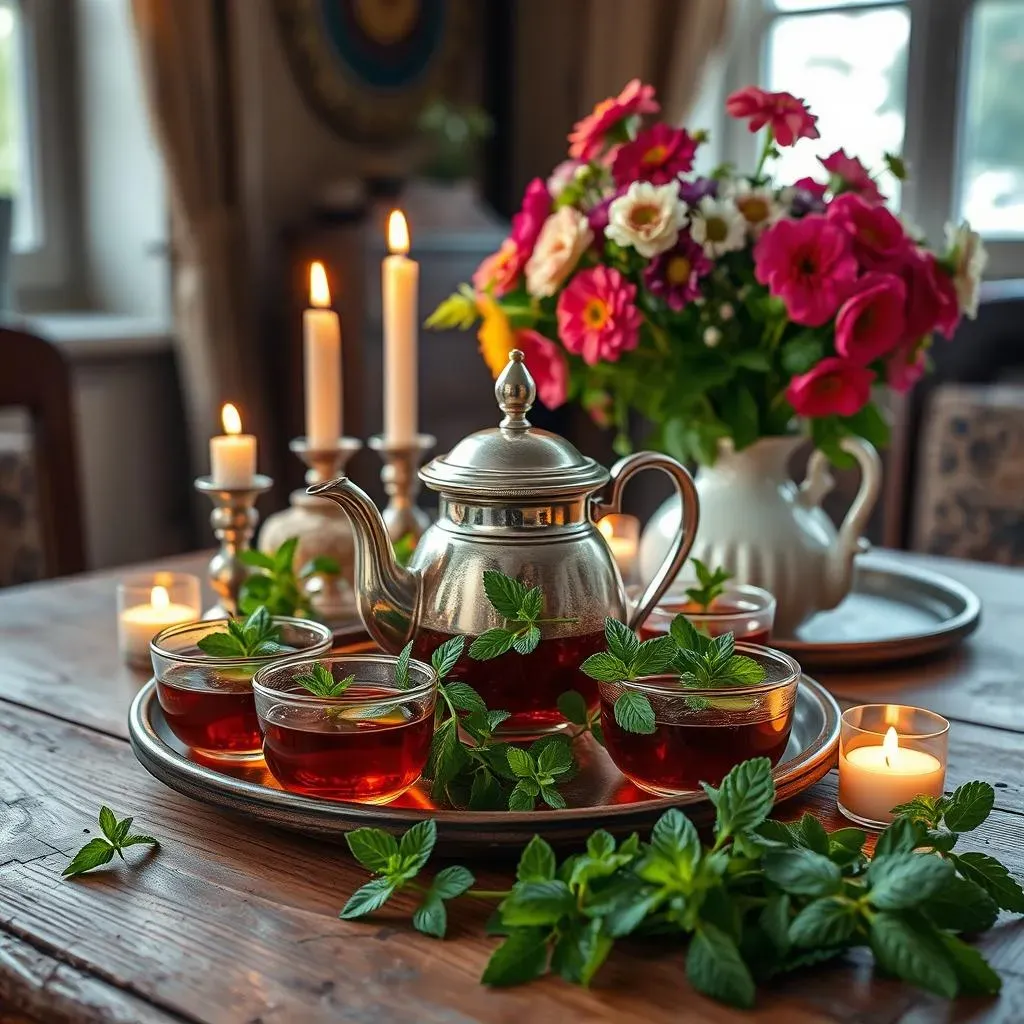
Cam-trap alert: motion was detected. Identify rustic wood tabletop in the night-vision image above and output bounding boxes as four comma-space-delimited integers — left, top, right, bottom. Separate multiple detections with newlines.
0, 550, 1021, 1024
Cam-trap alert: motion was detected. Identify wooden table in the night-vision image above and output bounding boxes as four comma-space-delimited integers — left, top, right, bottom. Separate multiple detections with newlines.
1, 550, 1022, 1024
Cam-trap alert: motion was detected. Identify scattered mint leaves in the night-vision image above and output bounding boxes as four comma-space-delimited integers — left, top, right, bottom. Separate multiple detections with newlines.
339, 759, 1021, 1008
196, 606, 285, 658
684, 558, 733, 611
62, 807, 159, 878
469, 570, 577, 661
238, 536, 339, 619
295, 662, 354, 698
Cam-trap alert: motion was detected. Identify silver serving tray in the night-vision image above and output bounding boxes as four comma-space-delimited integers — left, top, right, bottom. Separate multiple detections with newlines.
773, 559, 981, 671
128, 677, 840, 855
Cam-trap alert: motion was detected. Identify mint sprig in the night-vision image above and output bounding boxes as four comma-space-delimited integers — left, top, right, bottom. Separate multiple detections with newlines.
684, 558, 732, 611
195, 606, 285, 658
669, 615, 766, 688
295, 662, 354, 697
239, 536, 339, 619
63, 806, 159, 878
469, 570, 578, 660
339, 758, 1019, 1006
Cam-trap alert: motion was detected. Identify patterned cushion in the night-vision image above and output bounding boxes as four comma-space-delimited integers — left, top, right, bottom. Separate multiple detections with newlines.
0, 409, 45, 585
912, 384, 1024, 563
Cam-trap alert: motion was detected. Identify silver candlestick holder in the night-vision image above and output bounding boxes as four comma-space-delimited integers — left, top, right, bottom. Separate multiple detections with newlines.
258, 437, 363, 628
368, 433, 436, 546
195, 474, 274, 618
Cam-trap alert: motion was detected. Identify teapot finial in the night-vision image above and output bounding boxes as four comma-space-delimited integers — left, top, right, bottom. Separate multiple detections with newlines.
495, 349, 536, 430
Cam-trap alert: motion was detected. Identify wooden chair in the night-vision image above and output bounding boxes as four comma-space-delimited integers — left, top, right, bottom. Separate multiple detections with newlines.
0, 326, 86, 579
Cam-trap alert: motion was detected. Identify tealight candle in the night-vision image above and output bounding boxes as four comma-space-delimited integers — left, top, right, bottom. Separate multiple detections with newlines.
210, 403, 257, 488
837, 704, 949, 828
117, 574, 201, 668
598, 515, 640, 581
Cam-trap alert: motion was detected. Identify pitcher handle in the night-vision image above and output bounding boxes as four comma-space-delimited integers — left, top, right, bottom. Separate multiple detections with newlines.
592, 452, 700, 632
833, 436, 882, 559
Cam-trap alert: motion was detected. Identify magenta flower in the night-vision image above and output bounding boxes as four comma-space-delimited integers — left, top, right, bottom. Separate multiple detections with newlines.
899, 248, 960, 342
786, 357, 875, 418
726, 86, 819, 147
556, 266, 643, 365
644, 236, 712, 311
568, 80, 660, 161
515, 329, 569, 409
886, 342, 928, 394
792, 176, 827, 199
835, 272, 907, 365
827, 192, 911, 271
611, 124, 699, 187
754, 216, 858, 327
472, 178, 551, 296
821, 149, 884, 205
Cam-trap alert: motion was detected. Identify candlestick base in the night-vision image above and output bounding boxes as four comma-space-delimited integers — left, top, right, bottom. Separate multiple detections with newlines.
258, 437, 364, 628
195, 474, 274, 618
368, 434, 436, 548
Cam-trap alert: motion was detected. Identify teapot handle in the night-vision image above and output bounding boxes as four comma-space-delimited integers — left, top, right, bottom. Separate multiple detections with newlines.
592, 452, 700, 632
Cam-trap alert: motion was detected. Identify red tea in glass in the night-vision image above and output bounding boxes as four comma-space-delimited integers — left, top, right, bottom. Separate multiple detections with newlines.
156, 667, 262, 756
637, 583, 776, 645
413, 628, 606, 735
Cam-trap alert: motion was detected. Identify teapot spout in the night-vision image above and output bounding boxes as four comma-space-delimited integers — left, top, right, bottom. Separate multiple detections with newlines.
307, 476, 421, 652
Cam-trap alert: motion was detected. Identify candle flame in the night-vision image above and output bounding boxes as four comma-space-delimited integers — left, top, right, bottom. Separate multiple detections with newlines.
151, 585, 170, 610
221, 403, 242, 435
883, 726, 899, 768
598, 518, 614, 540
309, 261, 331, 307
387, 209, 410, 255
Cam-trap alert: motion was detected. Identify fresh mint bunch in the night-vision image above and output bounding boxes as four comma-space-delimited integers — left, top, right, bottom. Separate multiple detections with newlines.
196, 606, 285, 658
684, 558, 732, 611
469, 570, 578, 660
239, 536, 339, 619
295, 662, 354, 697
339, 759, 1021, 1007
63, 807, 159, 879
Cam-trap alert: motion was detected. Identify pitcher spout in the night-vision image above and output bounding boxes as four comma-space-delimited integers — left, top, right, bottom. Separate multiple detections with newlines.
307, 476, 421, 652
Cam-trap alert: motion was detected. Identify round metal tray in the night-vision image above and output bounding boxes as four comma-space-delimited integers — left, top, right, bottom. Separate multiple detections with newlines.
772, 559, 981, 671
128, 677, 840, 855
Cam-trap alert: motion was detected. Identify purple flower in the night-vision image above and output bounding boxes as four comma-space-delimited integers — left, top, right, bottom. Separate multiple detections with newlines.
644, 234, 713, 311
678, 177, 719, 207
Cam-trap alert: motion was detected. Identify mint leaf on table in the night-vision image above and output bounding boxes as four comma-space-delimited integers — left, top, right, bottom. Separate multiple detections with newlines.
482, 928, 550, 986
62, 807, 159, 878
517, 835, 557, 883
866, 852, 954, 910
938, 932, 1003, 996
922, 875, 999, 933
942, 781, 995, 833
687, 922, 756, 1010
788, 896, 859, 948
763, 848, 842, 897
705, 756, 775, 841
869, 911, 959, 999
950, 851, 1024, 912
341, 876, 397, 919
344, 828, 399, 873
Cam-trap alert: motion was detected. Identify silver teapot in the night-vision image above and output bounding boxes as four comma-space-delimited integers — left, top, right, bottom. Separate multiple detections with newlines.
311, 351, 699, 715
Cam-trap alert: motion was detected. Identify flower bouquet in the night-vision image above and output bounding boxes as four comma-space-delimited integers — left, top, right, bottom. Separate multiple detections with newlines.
427, 79, 986, 466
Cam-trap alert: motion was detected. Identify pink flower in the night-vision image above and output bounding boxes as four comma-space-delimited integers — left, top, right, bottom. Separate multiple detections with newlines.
835, 272, 907, 364
471, 178, 551, 296
556, 266, 643, 365
547, 159, 582, 198
886, 342, 928, 394
754, 216, 858, 327
472, 239, 522, 297
793, 176, 827, 199
643, 235, 712, 311
899, 248, 960, 341
820, 149, 884, 205
725, 86, 819, 147
786, 357, 875, 418
510, 178, 552, 255
611, 124, 698, 186
827, 192, 911, 270
568, 79, 660, 160
515, 329, 569, 409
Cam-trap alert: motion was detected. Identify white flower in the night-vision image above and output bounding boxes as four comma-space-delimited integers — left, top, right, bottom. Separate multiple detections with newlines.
605, 180, 687, 258
729, 179, 782, 237
720, 302, 734, 322
689, 195, 746, 258
703, 326, 722, 348
525, 207, 593, 298
945, 220, 987, 319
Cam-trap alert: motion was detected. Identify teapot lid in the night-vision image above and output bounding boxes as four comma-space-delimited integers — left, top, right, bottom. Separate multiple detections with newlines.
419, 350, 610, 500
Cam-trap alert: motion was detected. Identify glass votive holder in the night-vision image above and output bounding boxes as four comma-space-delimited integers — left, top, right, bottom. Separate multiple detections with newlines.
636, 582, 776, 644
837, 704, 949, 829
598, 514, 641, 582
117, 572, 202, 668
253, 653, 437, 803
150, 617, 333, 761
597, 643, 800, 796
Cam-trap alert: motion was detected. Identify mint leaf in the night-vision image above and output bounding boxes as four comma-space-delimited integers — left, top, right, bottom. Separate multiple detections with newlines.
763, 849, 841, 897
889, 794, 943, 827
788, 896, 858, 948
196, 631, 245, 658
867, 852, 954, 910
942, 781, 994, 832
540, 786, 566, 809
557, 690, 588, 725
339, 877, 397, 919
346, 827, 399, 872
551, 918, 613, 987
412, 894, 448, 938
869, 911, 958, 999
517, 835, 556, 883
720, 655, 767, 685
507, 747, 535, 778
431, 636, 465, 680
922, 876, 999, 933
536, 739, 573, 777
395, 641, 412, 690
793, 813, 829, 855
938, 932, 1002, 996
760, 894, 791, 954
604, 617, 640, 664
443, 681, 487, 715
631, 635, 677, 676
580, 651, 629, 683
876, 816, 927, 856
709, 757, 775, 839
295, 663, 353, 697
684, 559, 732, 610
687, 923, 755, 1010
113, 816, 134, 845
650, 808, 700, 866
519, 587, 543, 622
431, 864, 475, 900
62, 838, 114, 878
469, 628, 516, 661
508, 781, 539, 810
613, 691, 655, 734
301, 555, 340, 577
120, 834, 159, 849
952, 851, 1024, 912
98, 806, 118, 843
273, 537, 299, 573
500, 880, 574, 926
481, 928, 550, 986
512, 625, 542, 656
397, 819, 437, 876
670, 613, 706, 654
239, 549, 276, 570
482, 570, 529, 619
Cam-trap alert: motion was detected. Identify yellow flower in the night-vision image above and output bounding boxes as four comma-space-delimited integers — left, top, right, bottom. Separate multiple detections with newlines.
476, 295, 516, 378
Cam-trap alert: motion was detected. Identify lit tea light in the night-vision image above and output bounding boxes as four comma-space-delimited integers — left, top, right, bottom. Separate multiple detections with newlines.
117, 577, 200, 668
838, 704, 949, 828
209, 403, 257, 488
598, 515, 640, 580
